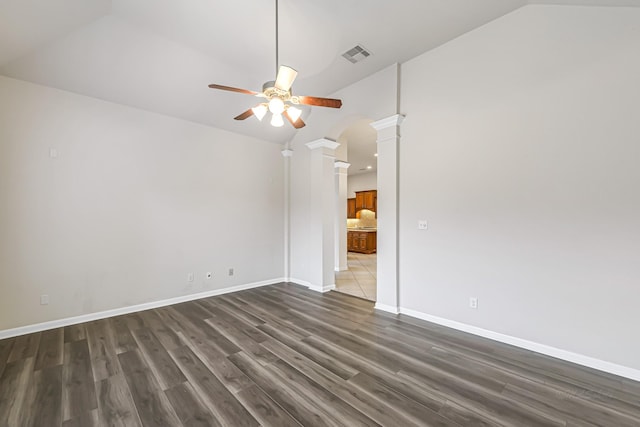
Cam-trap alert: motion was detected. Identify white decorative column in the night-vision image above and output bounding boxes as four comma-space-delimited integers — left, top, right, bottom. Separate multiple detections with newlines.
306, 138, 340, 292
370, 114, 405, 313
334, 161, 350, 272
281, 149, 293, 281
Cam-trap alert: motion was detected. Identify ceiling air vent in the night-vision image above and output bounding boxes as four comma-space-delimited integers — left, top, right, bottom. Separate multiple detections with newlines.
342, 45, 372, 64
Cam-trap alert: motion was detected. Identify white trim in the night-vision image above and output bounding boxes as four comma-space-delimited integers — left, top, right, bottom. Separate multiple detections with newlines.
281, 149, 293, 157
370, 114, 405, 131
334, 161, 350, 169
306, 138, 340, 150
309, 284, 336, 293
399, 307, 640, 383
375, 303, 400, 314
0, 278, 285, 340
291, 277, 335, 293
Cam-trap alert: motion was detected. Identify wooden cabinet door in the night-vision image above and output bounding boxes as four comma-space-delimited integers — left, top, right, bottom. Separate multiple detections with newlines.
347, 198, 356, 219
373, 192, 377, 214
368, 232, 377, 252
358, 234, 367, 250
354, 190, 377, 211
363, 191, 375, 209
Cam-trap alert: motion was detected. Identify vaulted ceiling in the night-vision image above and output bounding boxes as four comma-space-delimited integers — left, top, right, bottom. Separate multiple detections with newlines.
2, 0, 639, 145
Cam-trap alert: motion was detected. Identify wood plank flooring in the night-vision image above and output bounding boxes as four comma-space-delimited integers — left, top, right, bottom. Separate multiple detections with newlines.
1, 282, 639, 426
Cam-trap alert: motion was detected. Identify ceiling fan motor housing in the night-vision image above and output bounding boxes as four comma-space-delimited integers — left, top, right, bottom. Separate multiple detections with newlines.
262, 81, 294, 104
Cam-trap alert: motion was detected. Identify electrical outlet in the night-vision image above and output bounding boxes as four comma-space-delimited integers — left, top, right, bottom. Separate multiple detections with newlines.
187, 272, 194, 282
228, 268, 234, 276
40, 294, 49, 305
418, 220, 428, 230
469, 297, 478, 309
206, 272, 212, 279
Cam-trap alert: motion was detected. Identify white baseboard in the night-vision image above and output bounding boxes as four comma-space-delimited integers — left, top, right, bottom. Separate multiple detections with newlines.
309, 284, 336, 293
0, 278, 285, 340
374, 303, 400, 314
289, 278, 335, 293
399, 307, 640, 383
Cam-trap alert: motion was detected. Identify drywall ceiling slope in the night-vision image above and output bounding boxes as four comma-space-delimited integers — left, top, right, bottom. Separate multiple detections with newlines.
530, 0, 640, 5
0, 0, 111, 66
7, 1, 634, 144
343, 120, 378, 176
0, 0, 527, 144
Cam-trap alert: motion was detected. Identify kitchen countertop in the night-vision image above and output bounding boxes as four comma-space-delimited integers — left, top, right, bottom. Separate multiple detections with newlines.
347, 228, 377, 232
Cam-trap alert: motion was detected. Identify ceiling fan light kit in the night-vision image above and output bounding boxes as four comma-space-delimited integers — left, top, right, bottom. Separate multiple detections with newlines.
271, 112, 285, 127
252, 104, 268, 121
208, 0, 342, 130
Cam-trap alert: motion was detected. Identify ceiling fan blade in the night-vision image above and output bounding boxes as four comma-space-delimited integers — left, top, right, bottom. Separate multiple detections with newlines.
284, 110, 306, 129
234, 109, 255, 120
274, 65, 298, 91
296, 96, 342, 109
208, 84, 258, 96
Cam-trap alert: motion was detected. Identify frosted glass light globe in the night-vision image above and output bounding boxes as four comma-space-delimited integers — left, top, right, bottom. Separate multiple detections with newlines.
268, 97, 285, 115
271, 113, 284, 127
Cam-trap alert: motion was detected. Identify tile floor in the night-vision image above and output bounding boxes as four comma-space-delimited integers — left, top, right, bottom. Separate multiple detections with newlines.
334, 252, 376, 301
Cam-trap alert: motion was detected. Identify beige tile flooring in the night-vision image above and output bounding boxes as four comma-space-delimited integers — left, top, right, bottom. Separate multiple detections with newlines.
334, 252, 377, 301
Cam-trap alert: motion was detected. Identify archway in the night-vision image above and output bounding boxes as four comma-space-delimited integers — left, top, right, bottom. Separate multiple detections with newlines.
333, 119, 378, 301
323, 113, 405, 313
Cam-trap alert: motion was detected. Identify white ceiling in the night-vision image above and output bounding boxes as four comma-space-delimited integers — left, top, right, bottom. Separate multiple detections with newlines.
1, 0, 639, 154
340, 119, 378, 176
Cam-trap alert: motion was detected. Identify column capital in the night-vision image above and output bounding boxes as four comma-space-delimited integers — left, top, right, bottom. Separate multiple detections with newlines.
306, 138, 340, 151
334, 161, 351, 170
372, 114, 406, 145
281, 149, 293, 157
370, 114, 406, 131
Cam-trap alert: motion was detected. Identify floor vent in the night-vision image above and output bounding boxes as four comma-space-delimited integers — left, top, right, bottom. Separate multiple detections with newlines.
342, 44, 372, 64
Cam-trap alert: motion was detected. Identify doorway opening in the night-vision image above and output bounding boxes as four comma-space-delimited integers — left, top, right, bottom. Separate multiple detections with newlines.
334, 119, 378, 301
336, 251, 377, 301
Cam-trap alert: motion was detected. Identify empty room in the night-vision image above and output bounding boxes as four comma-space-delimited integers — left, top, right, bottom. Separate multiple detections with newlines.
1, 0, 639, 426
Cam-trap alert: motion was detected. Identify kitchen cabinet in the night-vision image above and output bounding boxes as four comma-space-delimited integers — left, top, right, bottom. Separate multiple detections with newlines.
347, 230, 376, 254
347, 198, 356, 219
355, 190, 377, 212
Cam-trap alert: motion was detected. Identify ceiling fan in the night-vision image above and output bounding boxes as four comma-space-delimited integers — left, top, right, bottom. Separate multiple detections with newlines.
207, 0, 342, 129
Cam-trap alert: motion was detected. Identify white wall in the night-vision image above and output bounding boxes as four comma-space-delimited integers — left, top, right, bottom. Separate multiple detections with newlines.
0, 76, 284, 331
399, 5, 640, 371
347, 172, 377, 198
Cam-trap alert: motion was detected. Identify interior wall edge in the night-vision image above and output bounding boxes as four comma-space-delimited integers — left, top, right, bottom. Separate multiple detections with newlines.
399, 306, 640, 383
374, 303, 400, 315
0, 277, 286, 340
289, 278, 335, 294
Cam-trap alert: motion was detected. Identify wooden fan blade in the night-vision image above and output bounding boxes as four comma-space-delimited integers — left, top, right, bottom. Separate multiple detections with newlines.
297, 96, 342, 108
234, 109, 255, 120
284, 110, 306, 129
274, 65, 298, 91
208, 84, 258, 96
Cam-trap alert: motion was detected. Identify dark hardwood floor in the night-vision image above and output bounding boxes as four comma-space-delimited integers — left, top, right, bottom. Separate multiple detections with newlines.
1, 282, 639, 426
